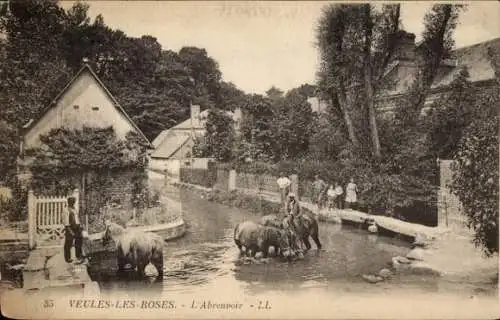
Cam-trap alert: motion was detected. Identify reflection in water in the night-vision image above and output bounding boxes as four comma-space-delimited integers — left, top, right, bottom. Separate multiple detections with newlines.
88, 183, 496, 298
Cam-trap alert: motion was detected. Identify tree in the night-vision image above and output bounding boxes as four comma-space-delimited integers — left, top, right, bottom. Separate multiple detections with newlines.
316, 4, 402, 157
0, 120, 19, 182
179, 46, 222, 107
396, 4, 465, 125
214, 81, 246, 111
265, 86, 284, 101
193, 108, 235, 162
0, 0, 71, 127
425, 68, 476, 159
0, 0, 72, 185
316, 5, 361, 149
273, 89, 313, 160
240, 94, 276, 162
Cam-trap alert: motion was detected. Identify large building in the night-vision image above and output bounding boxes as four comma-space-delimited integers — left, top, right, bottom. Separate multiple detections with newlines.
308, 34, 500, 115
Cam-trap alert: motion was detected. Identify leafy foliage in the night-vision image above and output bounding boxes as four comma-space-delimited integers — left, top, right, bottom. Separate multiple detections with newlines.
450, 82, 499, 256
193, 108, 235, 162
28, 127, 147, 195
425, 68, 476, 158
272, 89, 313, 160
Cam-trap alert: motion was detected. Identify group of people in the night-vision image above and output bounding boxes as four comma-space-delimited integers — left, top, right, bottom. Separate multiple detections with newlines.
276, 173, 358, 216
313, 175, 358, 210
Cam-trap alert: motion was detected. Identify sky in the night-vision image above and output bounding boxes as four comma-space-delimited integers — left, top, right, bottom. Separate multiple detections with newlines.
61, 1, 500, 94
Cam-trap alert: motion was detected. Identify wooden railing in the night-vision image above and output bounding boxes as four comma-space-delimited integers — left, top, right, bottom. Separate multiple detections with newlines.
28, 189, 80, 249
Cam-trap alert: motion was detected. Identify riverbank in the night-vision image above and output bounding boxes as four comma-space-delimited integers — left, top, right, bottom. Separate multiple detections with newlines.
171, 180, 498, 287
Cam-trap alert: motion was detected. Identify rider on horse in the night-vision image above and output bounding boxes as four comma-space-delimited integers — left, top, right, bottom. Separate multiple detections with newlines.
285, 192, 305, 251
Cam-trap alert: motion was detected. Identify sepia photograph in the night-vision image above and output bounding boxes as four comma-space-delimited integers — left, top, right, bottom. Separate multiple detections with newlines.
0, 0, 499, 318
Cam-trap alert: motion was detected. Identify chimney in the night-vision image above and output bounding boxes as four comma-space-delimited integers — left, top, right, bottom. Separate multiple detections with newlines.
392, 31, 416, 62
190, 104, 201, 129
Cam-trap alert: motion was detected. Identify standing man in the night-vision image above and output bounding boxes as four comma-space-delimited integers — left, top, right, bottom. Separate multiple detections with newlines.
63, 196, 84, 264
312, 175, 327, 209
277, 172, 292, 215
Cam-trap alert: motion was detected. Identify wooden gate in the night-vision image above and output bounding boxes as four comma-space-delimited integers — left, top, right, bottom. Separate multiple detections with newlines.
28, 189, 80, 249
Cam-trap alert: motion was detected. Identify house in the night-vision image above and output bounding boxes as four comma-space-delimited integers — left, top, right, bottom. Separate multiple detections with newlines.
307, 96, 328, 114
310, 33, 500, 115
17, 63, 152, 202
378, 33, 500, 112
149, 105, 242, 181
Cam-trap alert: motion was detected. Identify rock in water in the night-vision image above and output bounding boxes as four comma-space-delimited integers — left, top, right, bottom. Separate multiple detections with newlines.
395, 256, 412, 264
406, 247, 425, 261
368, 224, 378, 233
379, 268, 392, 279
144, 263, 159, 277
362, 274, 384, 283
413, 233, 428, 247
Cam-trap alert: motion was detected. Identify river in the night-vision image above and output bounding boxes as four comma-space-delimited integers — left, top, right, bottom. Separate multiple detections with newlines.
87, 181, 497, 300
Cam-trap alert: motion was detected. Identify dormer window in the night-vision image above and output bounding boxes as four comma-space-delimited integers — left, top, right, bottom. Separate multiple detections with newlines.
92, 106, 99, 111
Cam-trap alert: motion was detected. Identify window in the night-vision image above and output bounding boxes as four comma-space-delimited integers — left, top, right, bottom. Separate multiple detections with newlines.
73, 105, 80, 109
92, 106, 99, 111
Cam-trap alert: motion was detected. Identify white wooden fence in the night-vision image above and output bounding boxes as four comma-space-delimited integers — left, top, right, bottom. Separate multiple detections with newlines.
28, 189, 81, 249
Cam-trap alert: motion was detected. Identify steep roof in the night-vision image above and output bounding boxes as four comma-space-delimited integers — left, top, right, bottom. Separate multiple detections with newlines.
383, 37, 500, 97
22, 64, 152, 148
151, 129, 171, 148
150, 131, 191, 159
153, 109, 234, 154
170, 109, 210, 130
432, 38, 500, 88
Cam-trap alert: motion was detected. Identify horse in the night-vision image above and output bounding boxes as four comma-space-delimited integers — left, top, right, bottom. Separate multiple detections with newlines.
259, 214, 302, 253
102, 221, 164, 278
282, 213, 322, 252
234, 220, 294, 260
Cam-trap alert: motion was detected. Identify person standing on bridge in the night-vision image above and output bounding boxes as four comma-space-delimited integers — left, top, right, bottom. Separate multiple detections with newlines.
277, 173, 291, 214
63, 196, 84, 264
345, 178, 358, 210
312, 175, 327, 210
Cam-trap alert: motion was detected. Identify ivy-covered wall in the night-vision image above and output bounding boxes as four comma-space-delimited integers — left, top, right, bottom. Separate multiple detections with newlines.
19, 126, 150, 228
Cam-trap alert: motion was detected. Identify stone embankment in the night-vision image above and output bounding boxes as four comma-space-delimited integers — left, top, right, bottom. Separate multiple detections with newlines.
171, 180, 497, 285
4, 213, 186, 298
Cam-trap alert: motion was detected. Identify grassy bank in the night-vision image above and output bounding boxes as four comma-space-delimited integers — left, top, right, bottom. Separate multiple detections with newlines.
173, 182, 317, 219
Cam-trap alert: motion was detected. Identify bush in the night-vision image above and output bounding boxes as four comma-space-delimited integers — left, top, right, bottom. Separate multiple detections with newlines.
180, 168, 216, 187
0, 182, 27, 222
219, 155, 437, 225
450, 106, 499, 256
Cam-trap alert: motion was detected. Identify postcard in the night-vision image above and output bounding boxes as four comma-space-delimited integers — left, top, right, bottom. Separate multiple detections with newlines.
0, 1, 498, 319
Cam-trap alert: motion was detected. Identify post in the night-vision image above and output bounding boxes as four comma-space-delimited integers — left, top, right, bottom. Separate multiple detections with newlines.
81, 174, 86, 230
73, 189, 83, 230
291, 174, 299, 200
28, 190, 35, 249
228, 169, 237, 191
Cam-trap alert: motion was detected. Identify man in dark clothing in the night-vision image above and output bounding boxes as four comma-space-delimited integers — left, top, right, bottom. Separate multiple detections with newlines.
63, 197, 83, 263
